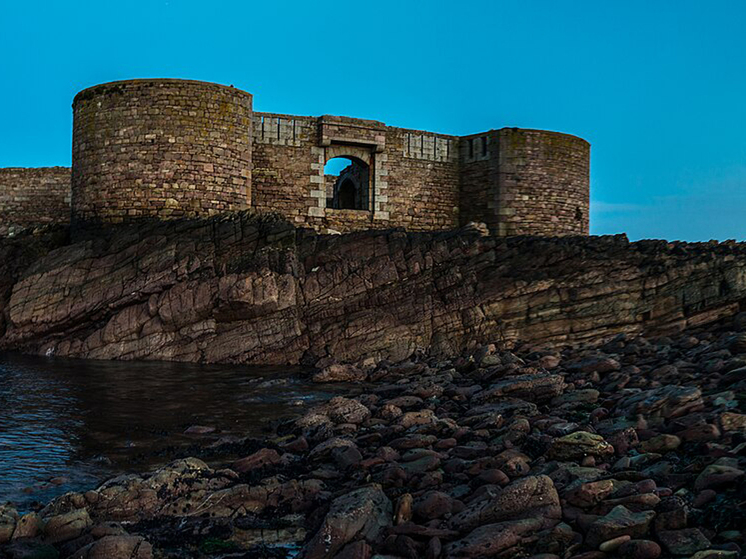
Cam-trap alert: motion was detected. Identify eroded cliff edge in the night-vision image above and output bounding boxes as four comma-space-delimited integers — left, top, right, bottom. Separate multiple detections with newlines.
1, 213, 745, 364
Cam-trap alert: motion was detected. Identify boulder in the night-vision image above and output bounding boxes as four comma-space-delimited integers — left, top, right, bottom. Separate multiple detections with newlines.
71, 535, 153, 559
326, 397, 371, 425
0, 504, 18, 544
445, 518, 543, 558
694, 463, 744, 491
549, 432, 614, 461
657, 528, 711, 555
232, 448, 282, 473
615, 385, 703, 419
585, 505, 655, 548
471, 373, 566, 404
43, 509, 92, 545
313, 364, 366, 383
449, 475, 561, 533
11, 512, 42, 540
300, 485, 392, 559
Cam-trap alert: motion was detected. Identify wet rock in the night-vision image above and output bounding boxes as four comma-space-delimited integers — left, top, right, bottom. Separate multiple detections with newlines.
71, 535, 153, 559
300, 485, 392, 559
694, 463, 744, 491
471, 373, 566, 404
585, 505, 655, 548
426, 536, 441, 559
445, 518, 543, 558
569, 357, 621, 375
639, 434, 680, 453
617, 539, 661, 559
326, 397, 371, 425
398, 410, 437, 428
413, 491, 462, 520
679, 423, 721, 442
551, 389, 599, 406
309, 437, 360, 461
449, 475, 561, 532
0, 505, 18, 544
333, 444, 363, 468
313, 364, 366, 383
232, 448, 282, 473
719, 412, 746, 432
549, 432, 614, 461
598, 534, 631, 552
394, 494, 413, 525
11, 512, 42, 540
563, 480, 615, 508
657, 528, 711, 555
43, 509, 92, 544
616, 385, 703, 419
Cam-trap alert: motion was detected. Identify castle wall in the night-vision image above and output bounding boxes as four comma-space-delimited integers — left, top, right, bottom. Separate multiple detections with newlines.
3, 79, 591, 238
459, 131, 499, 229
251, 112, 320, 223
251, 112, 461, 232
382, 127, 460, 231
71, 79, 253, 225
496, 129, 590, 236
0, 168, 71, 236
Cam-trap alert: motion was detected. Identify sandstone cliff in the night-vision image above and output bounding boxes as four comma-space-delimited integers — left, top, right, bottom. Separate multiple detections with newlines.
1, 213, 745, 364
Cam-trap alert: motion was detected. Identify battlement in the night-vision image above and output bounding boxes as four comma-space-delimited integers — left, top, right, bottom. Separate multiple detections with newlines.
0, 79, 590, 236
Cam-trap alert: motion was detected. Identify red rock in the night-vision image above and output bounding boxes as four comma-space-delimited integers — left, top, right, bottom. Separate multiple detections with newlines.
313, 363, 366, 383
585, 506, 655, 548
445, 518, 543, 558
449, 475, 561, 532
693, 489, 717, 507
232, 448, 281, 473
413, 491, 462, 520
658, 528, 711, 555
301, 485, 392, 559
563, 480, 614, 508
679, 424, 721, 443
694, 463, 744, 491
617, 539, 661, 559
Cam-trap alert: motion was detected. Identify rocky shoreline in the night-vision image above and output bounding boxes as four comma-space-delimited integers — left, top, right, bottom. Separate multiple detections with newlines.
2, 317, 745, 558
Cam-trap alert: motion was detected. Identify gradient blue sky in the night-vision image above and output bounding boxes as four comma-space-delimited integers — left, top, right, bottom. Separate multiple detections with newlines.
1, 1, 744, 241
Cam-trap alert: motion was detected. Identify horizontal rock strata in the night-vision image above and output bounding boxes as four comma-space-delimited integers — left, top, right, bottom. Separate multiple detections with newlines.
1, 212, 746, 364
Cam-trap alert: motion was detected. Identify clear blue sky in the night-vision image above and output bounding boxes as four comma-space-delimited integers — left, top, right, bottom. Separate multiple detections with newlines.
1, 1, 744, 241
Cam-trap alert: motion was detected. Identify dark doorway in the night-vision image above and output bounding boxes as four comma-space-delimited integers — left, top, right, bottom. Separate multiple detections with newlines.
337, 178, 357, 209
324, 156, 370, 210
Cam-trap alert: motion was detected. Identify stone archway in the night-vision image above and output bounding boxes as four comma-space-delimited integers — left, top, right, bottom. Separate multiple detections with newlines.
309, 142, 389, 220
324, 154, 371, 211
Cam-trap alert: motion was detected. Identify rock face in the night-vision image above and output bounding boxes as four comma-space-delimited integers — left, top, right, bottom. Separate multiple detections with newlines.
3, 214, 746, 364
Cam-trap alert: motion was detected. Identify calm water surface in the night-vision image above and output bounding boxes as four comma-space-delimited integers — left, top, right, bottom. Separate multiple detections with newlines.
0, 352, 348, 511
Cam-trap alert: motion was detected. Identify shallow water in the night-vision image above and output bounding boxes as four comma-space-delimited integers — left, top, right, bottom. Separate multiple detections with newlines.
0, 352, 347, 511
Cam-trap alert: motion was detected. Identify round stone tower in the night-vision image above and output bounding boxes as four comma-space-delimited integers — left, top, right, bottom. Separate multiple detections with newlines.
495, 128, 590, 236
71, 79, 253, 225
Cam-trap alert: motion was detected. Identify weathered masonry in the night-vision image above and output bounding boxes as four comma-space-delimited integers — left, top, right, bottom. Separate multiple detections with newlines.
0, 167, 71, 237
0, 79, 590, 236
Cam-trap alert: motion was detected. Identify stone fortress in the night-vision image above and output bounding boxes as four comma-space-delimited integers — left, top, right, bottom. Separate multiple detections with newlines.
0, 79, 590, 237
